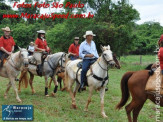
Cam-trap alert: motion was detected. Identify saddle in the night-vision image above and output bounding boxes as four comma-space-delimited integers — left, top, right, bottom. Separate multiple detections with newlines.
29, 51, 48, 76
145, 67, 163, 95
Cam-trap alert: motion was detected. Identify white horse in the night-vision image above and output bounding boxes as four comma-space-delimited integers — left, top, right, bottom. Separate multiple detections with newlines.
0, 47, 29, 103
65, 45, 115, 118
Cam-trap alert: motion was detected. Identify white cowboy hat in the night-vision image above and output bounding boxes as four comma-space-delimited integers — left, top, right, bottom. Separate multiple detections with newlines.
2, 27, 12, 32
83, 31, 96, 38
37, 30, 46, 34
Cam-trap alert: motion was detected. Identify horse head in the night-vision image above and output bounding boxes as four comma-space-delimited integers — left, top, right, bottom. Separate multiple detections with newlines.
58, 52, 66, 71
100, 45, 115, 66
18, 47, 29, 68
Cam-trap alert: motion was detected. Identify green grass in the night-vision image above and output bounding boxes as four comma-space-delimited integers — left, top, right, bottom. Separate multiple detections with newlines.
0, 55, 162, 122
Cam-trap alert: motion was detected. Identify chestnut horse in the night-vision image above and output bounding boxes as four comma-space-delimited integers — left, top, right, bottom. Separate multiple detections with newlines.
116, 69, 163, 122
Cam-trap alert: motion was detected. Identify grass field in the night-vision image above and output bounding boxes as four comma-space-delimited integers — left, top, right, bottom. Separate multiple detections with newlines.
0, 55, 162, 122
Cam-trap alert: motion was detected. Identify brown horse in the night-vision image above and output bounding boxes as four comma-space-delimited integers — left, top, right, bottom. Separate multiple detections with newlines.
116, 70, 163, 122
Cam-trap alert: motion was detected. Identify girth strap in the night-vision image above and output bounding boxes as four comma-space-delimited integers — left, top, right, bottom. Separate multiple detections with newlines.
92, 73, 109, 87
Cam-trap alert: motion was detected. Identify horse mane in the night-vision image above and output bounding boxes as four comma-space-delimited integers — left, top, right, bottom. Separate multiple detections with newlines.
145, 64, 153, 70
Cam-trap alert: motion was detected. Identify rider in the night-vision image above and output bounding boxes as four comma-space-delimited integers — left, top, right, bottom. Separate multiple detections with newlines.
68, 37, 80, 60
0, 27, 15, 67
158, 35, 163, 89
34, 30, 49, 76
79, 31, 99, 91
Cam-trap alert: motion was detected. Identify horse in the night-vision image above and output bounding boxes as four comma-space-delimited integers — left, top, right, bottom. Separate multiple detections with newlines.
116, 69, 163, 122
48, 53, 121, 91
0, 47, 29, 102
18, 52, 66, 96
65, 45, 115, 118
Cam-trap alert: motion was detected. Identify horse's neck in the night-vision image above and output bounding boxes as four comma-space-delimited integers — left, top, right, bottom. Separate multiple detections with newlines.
92, 57, 108, 77
9, 52, 22, 68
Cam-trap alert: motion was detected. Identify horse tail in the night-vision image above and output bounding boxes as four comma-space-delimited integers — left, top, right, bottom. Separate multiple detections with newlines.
116, 71, 135, 110
19, 70, 29, 88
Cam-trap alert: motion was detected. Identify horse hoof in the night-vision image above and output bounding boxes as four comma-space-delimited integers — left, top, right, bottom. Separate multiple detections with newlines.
4, 95, 7, 99
84, 108, 88, 112
51, 92, 56, 97
101, 114, 108, 118
45, 94, 49, 97
32, 91, 35, 95
71, 104, 77, 109
17, 99, 22, 103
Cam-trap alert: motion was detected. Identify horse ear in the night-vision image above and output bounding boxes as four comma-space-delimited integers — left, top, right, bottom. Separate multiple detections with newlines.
107, 45, 110, 50
18, 46, 22, 51
100, 45, 104, 52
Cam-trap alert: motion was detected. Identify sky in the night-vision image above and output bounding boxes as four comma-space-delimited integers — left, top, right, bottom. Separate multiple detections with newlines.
130, 0, 163, 26
4, 0, 163, 26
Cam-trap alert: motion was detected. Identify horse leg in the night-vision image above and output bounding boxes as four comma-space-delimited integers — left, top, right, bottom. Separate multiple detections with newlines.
48, 78, 53, 89
18, 79, 21, 92
51, 76, 58, 97
73, 82, 80, 97
9, 76, 22, 102
99, 87, 108, 118
44, 76, 49, 97
57, 76, 62, 90
4, 82, 12, 99
133, 102, 145, 122
125, 100, 138, 122
29, 73, 35, 94
84, 86, 93, 112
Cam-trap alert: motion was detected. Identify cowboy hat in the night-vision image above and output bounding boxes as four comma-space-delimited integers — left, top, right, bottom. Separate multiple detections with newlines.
74, 37, 79, 40
37, 30, 46, 34
83, 31, 96, 38
2, 27, 12, 32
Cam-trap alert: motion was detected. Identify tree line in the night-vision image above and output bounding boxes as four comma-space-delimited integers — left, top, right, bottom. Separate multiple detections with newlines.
0, 0, 162, 57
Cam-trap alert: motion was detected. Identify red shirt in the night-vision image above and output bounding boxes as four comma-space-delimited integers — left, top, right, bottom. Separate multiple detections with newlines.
0, 36, 15, 52
68, 43, 80, 56
35, 38, 47, 51
158, 47, 163, 70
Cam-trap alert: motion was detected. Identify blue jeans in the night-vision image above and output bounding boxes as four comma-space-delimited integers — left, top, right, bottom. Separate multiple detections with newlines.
161, 70, 163, 74
70, 56, 78, 60
81, 58, 97, 87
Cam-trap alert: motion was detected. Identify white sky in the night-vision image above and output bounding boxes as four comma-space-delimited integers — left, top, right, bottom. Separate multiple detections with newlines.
4, 0, 163, 26
130, 0, 163, 26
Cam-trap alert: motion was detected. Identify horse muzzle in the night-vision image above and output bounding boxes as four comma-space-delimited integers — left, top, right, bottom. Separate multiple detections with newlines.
108, 60, 115, 66
24, 62, 29, 68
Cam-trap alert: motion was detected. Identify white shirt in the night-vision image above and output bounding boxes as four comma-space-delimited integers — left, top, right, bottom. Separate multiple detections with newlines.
28, 45, 35, 52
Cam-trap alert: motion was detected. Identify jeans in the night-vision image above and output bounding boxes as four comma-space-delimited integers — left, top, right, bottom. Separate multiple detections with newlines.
80, 58, 97, 87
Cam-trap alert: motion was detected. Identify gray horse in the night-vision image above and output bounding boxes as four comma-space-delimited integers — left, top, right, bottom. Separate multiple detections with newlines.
0, 47, 29, 103
18, 52, 66, 96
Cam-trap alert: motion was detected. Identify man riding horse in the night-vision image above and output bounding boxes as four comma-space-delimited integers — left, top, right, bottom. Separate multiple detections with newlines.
79, 31, 99, 91
0, 27, 15, 67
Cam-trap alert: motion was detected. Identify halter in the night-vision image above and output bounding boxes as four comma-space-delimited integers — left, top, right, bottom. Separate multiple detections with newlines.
97, 53, 114, 71
8, 50, 28, 71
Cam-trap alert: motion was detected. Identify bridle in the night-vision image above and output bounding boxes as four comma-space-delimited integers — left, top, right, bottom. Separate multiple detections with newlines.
97, 53, 114, 71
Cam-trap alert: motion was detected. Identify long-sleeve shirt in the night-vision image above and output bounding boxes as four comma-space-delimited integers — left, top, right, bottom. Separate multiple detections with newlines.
79, 40, 99, 59
158, 47, 163, 70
